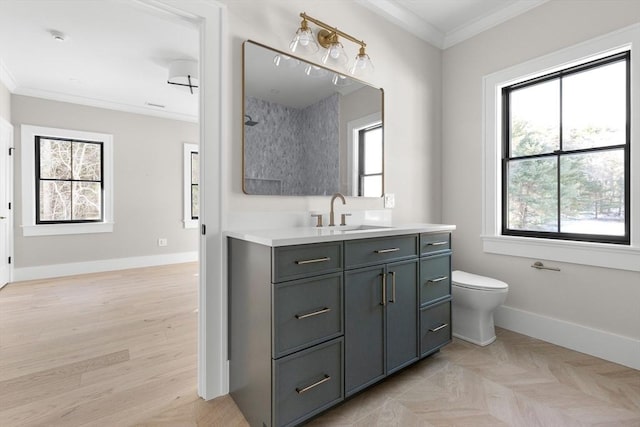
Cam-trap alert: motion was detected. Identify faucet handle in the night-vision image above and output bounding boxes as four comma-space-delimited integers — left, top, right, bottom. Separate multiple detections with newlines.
311, 213, 324, 227
340, 213, 352, 226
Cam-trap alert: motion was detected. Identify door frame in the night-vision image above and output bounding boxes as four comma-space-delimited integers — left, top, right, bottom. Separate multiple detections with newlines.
0, 117, 13, 288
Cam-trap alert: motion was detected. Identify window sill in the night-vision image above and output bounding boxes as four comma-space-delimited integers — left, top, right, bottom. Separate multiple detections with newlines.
22, 222, 114, 237
482, 235, 640, 272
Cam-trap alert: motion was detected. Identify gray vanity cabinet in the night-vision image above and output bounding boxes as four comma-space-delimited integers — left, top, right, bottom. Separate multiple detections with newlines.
229, 231, 452, 427
344, 236, 419, 397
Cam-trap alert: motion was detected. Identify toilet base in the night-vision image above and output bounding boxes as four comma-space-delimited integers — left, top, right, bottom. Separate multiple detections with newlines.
453, 332, 496, 347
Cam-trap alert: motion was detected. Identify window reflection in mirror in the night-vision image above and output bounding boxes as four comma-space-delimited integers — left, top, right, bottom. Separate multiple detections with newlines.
243, 40, 384, 197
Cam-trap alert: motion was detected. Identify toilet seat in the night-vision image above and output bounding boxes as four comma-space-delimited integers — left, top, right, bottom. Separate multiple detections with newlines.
452, 270, 508, 291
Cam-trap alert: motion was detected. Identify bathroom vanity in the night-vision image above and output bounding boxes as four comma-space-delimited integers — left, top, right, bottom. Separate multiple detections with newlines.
227, 224, 454, 427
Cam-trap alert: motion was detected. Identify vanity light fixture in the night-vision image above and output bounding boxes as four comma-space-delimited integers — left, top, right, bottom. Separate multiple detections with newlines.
167, 60, 199, 95
290, 12, 374, 77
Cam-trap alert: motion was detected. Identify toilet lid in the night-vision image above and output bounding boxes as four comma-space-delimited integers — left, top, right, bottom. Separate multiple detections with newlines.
452, 270, 508, 291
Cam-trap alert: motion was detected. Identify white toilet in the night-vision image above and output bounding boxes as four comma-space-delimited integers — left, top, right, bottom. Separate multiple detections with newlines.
451, 270, 509, 346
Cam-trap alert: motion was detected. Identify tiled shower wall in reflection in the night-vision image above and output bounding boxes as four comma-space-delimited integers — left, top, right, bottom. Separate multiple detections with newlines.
244, 94, 339, 195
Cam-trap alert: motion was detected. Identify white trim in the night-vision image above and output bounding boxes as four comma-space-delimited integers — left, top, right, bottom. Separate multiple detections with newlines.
12, 251, 198, 282
482, 24, 640, 272
12, 86, 198, 123
442, 1, 550, 49
183, 143, 199, 229
495, 305, 640, 371
0, 118, 13, 288
20, 124, 114, 237
0, 58, 17, 92
346, 112, 382, 196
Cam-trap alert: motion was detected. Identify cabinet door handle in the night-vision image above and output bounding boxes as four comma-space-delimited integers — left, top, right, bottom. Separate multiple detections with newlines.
426, 241, 448, 246
389, 271, 396, 303
429, 323, 448, 332
295, 257, 330, 265
427, 276, 448, 284
374, 248, 400, 254
296, 374, 331, 394
380, 273, 386, 306
295, 307, 331, 320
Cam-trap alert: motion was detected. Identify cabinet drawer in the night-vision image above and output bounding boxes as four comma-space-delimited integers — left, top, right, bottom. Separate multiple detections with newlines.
273, 273, 343, 358
273, 242, 343, 282
345, 235, 417, 269
420, 254, 451, 306
420, 300, 451, 357
273, 338, 344, 427
420, 233, 451, 255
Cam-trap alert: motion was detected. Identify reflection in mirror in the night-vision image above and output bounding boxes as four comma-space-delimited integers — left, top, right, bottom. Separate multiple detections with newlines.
243, 40, 384, 197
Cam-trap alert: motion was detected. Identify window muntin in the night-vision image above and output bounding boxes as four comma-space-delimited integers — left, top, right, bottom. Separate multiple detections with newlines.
502, 51, 630, 244
358, 124, 383, 197
35, 136, 104, 223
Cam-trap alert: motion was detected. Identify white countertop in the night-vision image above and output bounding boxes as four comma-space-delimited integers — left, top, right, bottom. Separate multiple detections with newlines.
226, 223, 456, 247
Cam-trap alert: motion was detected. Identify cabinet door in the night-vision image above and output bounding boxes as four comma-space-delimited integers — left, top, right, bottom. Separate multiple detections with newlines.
344, 266, 385, 396
386, 259, 419, 374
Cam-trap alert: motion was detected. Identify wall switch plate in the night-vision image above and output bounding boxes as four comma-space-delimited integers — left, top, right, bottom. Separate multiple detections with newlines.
158, 238, 168, 247
384, 193, 395, 209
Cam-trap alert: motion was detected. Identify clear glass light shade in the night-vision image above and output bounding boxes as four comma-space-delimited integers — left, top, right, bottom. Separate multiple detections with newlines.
273, 54, 300, 69
289, 27, 319, 55
331, 73, 351, 87
350, 52, 374, 78
304, 64, 328, 78
321, 41, 348, 68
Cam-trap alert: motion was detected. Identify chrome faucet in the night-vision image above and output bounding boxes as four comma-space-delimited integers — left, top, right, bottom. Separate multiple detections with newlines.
329, 193, 346, 227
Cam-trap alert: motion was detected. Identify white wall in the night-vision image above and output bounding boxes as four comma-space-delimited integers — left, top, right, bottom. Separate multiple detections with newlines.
11, 95, 199, 272
442, 0, 640, 366
219, 0, 443, 225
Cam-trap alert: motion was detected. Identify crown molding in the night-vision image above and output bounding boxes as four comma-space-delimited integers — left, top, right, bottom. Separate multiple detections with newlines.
12, 86, 198, 123
442, 0, 550, 49
0, 59, 17, 92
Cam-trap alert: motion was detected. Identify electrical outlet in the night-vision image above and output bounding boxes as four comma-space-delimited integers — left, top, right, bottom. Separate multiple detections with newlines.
158, 238, 168, 247
384, 193, 395, 209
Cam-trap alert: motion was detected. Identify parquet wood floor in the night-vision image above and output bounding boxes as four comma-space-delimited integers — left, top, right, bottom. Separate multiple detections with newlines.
1, 263, 638, 426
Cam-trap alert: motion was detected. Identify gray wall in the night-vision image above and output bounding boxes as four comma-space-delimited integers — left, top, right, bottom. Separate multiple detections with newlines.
442, 0, 640, 340
0, 79, 9, 122
12, 95, 199, 268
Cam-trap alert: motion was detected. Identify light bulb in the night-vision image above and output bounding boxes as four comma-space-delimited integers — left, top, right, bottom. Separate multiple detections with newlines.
330, 45, 341, 59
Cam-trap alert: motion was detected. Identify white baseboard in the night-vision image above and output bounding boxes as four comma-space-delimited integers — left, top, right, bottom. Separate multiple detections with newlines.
494, 305, 640, 371
12, 251, 199, 282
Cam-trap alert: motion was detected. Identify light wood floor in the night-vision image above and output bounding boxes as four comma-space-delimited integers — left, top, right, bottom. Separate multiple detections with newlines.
1, 264, 639, 426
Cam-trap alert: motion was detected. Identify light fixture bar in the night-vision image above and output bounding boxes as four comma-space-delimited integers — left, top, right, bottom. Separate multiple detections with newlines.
300, 12, 366, 48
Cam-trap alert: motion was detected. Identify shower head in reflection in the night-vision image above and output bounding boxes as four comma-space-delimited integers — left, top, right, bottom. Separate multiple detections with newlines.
244, 115, 259, 126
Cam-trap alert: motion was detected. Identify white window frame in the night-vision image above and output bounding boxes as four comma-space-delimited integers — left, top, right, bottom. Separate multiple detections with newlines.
21, 125, 114, 236
183, 143, 199, 229
482, 24, 640, 272
347, 112, 382, 196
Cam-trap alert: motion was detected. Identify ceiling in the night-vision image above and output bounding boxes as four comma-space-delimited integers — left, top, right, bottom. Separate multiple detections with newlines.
0, 0, 547, 122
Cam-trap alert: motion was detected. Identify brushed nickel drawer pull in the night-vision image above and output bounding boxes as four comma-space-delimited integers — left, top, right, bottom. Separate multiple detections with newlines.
427, 276, 448, 284
380, 273, 387, 306
296, 374, 331, 394
427, 241, 448, 246
295, 307, 331, 320
374, 248, 400, 254
429, 323, 448, 332
295, 257, 330, 265
390, 271, 396, 303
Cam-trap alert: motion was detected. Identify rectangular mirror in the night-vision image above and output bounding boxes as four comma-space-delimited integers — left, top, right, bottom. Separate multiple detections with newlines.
243, 40, 384, 196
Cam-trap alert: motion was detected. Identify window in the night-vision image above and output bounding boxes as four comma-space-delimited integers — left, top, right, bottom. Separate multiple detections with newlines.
358, 124, 383, 197
502, 52, 629, 244
35, 136, 104, 223
482, 24, 640, 271
21, 125, 113, 237
183, 143, 199, 228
